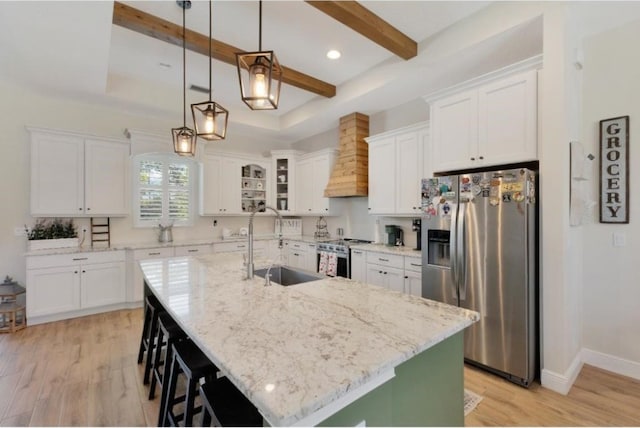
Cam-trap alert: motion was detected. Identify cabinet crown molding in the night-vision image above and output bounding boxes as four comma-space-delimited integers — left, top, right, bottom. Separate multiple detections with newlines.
422, 55, 542, 104
26, 126, 128, 145
365, 121, 429, 144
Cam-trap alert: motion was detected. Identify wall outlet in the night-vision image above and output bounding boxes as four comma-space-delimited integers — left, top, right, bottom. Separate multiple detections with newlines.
613, 232, 626, 247
14, 227, 26, 237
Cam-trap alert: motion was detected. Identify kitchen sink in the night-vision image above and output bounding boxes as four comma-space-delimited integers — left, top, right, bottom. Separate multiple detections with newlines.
254, 266, 324, 286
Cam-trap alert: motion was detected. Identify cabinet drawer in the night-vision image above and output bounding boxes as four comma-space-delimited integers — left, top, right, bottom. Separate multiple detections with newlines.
288, 241, 307, 250
26, 250, 125, 269
133, 247, 174, 260
404, 257, 423, 273
366, 251, 404, 269
214, 240, 265, 253
174, 244, 212, 256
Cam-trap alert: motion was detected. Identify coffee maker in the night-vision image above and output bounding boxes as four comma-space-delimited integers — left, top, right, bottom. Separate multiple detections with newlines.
412, 219, 421, 251
385, 225, 403, 246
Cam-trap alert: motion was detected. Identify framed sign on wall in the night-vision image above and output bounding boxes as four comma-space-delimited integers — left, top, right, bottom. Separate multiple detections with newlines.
599, 115, 629, 223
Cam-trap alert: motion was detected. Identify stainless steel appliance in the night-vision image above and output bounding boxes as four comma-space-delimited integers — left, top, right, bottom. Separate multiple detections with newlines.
421, 167, 537, 387
316, 238, 371, 278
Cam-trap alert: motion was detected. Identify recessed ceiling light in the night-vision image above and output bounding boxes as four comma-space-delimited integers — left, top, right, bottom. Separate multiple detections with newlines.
326, 50, 341, 60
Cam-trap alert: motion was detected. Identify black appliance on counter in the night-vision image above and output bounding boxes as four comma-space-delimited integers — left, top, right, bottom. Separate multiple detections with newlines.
316, 238, 371, 278
412, 219, 422, 251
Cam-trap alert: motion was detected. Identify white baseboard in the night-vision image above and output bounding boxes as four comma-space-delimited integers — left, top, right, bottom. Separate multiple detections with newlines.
541, 351, 583, 395
582, 348, 640, 381
28, 301, 143, 326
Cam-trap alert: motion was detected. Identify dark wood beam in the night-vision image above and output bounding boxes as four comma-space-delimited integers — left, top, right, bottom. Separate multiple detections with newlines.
112, 2, 336, 98
305, 1, 417, 60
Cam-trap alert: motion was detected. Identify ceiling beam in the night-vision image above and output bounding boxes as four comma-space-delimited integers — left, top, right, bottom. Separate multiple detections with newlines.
112, 2, 336, 98
305, 1, 417, 60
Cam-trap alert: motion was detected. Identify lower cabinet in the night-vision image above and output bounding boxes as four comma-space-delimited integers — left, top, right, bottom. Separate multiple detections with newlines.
129, 247, 174, 303
403, 257, 423, 297
366, 263, 405, 292
350, 249, 367, 282
284, 240, 318, 272
26, 250, 126, 321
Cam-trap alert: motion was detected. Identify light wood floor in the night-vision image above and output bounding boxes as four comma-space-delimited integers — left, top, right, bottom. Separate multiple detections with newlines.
0, 309, 638, 426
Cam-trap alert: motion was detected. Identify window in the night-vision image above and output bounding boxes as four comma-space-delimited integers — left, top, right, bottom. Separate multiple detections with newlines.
133, 154, 197, 227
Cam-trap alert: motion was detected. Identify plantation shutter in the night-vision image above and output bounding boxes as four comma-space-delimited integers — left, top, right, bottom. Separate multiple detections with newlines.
138, 160, 163, 221
168, 163, 190, 221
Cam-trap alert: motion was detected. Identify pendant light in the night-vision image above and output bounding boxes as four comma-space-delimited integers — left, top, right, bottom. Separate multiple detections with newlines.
172, 0, 196, 157
236, 0, 282, 110
191, 0, 228, 140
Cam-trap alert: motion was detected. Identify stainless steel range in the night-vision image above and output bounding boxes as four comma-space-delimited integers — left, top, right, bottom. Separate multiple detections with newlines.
316, 238, 371, 278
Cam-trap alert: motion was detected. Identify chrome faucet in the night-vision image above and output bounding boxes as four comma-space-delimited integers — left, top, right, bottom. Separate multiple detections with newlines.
247, 205, 283, 279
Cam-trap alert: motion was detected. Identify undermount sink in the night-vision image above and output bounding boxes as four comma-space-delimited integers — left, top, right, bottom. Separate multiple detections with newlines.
254, 265, 323, 286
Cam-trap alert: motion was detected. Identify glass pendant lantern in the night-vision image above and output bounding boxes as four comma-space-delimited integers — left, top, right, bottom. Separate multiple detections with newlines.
172, 0, 196, 156
191, 0, 228, 140
236, 0, 282, 110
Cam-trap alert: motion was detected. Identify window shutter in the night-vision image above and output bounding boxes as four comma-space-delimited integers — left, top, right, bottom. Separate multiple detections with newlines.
168, 163, 190, 221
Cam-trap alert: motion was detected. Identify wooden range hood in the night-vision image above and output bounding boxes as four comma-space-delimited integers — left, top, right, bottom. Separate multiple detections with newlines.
324, 113, 369, 197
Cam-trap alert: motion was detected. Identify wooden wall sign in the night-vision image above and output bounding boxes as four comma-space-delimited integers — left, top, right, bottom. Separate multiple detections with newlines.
599, 116, 629, 223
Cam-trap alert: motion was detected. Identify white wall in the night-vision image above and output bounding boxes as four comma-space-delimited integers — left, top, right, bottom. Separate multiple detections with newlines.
580, 17, 640, 378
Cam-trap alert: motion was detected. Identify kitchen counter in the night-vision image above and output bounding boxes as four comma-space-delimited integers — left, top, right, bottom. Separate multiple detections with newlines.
140, 252, 478, 426
350, 243, 422, 258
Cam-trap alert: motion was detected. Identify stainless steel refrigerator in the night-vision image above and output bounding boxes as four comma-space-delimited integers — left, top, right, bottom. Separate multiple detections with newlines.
421, 167, 537, 387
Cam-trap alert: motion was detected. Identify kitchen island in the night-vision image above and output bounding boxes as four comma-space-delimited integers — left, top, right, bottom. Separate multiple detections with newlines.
140, 252, 478, 426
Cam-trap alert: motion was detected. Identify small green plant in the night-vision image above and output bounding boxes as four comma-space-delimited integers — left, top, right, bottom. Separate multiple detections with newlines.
25, 218, 78, 240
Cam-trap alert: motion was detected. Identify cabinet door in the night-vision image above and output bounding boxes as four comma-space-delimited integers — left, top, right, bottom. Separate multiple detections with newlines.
311, 155, 331, 214
431, 89, 478, 172
478, 69, 538, 166
84, 139, 129, 216
30, 132, 84, 215
131, 247, 175, 302
200, 155, 223, 215
385, 266, 405, 293
288, 250, 306, 270
366, 264, 386, 288
174, 244, 213, 256
350, 249, 367, 282
296, 159, 313, 213
26, 266, 81, 317
395, 133, 422, 214
305, 243, 317, 272
81, 262, 126, 309
404, 270, 422, 297
368, 137, 396, 214
223, 159, 243, 214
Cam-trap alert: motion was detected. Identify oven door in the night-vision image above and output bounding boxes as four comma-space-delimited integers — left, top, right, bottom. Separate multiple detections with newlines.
316, 251, 349, 278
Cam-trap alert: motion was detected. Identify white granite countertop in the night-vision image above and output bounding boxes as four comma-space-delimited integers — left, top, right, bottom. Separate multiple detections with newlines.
350, 243, 422, 259
139, 252, 477, 426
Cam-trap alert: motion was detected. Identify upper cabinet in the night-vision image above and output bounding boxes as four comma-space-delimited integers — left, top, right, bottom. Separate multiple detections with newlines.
200, 152, 269, 215
29, 128, 129, 217
295, 149, 341, 216
429, 68, 538, 172
270, 150, 300, 214
366, 123, 430, 216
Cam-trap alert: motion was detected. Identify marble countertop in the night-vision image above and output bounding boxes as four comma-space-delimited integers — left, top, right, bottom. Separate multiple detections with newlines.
350, 243, 422, 258
140, 252, 477, 426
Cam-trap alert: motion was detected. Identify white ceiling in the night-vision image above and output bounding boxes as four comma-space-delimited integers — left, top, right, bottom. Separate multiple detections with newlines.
0, 1, 544, 145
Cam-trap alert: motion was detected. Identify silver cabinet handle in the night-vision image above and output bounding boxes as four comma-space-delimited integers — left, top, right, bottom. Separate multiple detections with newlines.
72, 257, 88, 261
410, 263, 421, 267
378, 258, 389, 262
149, 252, 161, 256
352, 250, 362, 254
188, 249, 198, 253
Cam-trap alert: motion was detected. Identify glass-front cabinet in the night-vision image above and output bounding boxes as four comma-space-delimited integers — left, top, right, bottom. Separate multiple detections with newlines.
270, 150, 300, 214
241, 164, 267, 213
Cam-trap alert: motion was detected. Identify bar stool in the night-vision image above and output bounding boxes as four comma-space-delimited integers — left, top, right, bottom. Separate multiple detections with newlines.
149, 312, 187, 417
199, 378, 263, 427
160, 340, 218, 427
137, 294, 164, 385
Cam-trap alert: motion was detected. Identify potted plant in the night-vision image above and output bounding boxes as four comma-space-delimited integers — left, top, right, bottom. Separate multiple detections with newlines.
25, 218, 79, 251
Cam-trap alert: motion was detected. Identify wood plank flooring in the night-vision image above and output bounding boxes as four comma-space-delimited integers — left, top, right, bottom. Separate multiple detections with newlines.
0, 308, 637, 426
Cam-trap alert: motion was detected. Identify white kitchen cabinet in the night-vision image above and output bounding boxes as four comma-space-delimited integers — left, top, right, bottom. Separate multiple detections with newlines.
404, 257, 423, 297
429, 69, 538, 172
285, 240, 308, 270
295, 149, 340, 215
367, 137, 396, 214
305, 242, 317, 272
26, 250, 126, 321
200, 155, 242, 215
271, 150, 301, 214
350, 249, 367, 282
365, 263, 404, 292
366, 123, 429, 216
29, 128, 129, 216
129, 247, 174, 302
266, 239, 284, 262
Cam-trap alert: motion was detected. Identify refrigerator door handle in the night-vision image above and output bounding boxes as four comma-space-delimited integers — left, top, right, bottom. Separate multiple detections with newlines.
457, 204, 467, 301
450, 204, 458, 291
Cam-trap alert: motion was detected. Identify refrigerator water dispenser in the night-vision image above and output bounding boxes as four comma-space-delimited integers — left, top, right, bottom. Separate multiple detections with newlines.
427, 229, 450, 267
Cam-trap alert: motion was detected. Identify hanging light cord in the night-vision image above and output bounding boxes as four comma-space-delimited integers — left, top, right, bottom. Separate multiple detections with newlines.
182, 3, 187, 127
258, 0, 262, 51
208, 0, 212, 100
